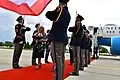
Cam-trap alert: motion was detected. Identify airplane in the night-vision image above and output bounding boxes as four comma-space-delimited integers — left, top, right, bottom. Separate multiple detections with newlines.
88, 24, 120, 55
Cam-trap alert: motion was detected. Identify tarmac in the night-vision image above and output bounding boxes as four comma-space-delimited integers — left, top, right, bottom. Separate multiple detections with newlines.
65, 58, 120, 80
0, 49, 120, 80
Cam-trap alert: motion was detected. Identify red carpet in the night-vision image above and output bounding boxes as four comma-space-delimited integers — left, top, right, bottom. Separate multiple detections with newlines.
0, 59, 94, 80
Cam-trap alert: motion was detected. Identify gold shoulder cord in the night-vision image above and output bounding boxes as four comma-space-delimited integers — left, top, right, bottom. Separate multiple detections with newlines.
73, 26, 80, 35
73, 25, 84, 39
54, 6, 63, 23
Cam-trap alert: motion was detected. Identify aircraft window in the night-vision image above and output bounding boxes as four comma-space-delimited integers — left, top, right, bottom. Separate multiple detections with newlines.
119, 27, 120, 29
113, 31, 114, 33
106, 27, 110, 30
107, 31, 108, 33
119, 31, 120, 33
115, 27, 116, 29
111, 27, 113, 29
110, 31, 111, 33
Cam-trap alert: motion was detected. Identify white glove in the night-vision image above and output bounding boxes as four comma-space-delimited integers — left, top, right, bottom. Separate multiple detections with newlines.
19, 41, 23, 44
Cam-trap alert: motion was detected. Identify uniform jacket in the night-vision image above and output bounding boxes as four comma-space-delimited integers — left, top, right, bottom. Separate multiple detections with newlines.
13, 24, 30, 44
88, 38, 92, 51
69, 24, 84, 46
46, 5, 71, 44
46, 33, 52, 46
81, 31, 89, 49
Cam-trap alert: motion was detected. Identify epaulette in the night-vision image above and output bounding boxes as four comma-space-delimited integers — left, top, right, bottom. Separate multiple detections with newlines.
56, 6, 61, 12
15, 24, 19, 28
16, 26, 19, 28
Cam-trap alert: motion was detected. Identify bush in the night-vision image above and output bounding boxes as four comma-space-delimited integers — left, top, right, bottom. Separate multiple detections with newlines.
99, 47, 108, 53
24, 42, 31, 49
4, 41, 13, 47
0, 42, 4, 46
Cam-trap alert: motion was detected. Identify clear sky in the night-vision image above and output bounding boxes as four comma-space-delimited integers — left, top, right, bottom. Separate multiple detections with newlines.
0, 0, 120, 43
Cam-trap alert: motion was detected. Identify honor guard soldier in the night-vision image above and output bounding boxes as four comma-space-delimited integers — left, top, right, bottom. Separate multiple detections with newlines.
78, 16, 85, 71
68, 14, 84, 76
45, 29, 51, 63
83, 27, 89, 67
45, 0, 71, 80
12, 16, 31, 69
68, 42, 73, 65
88, 35, 92, 65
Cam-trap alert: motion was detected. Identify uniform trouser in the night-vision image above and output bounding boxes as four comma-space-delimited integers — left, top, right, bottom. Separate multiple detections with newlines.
69, 48, 73, 64
93, 46, 98, 58
84, 49, 89, 66
51, 41, 65, 80
50, 52, 54, 62
12, 43, 23, 67
88, 51, 92, 64
32, 46, 36, 64
45, 45, 50, 62
72, 46, 80, 73
79, 49, 85, 70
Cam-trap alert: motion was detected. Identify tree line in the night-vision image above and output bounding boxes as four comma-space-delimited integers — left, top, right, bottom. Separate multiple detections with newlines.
0, 41, 108, 53
0, 41, 32, 49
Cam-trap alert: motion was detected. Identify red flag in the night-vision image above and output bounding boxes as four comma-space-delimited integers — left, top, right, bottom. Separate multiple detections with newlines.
0, 0, 52, 16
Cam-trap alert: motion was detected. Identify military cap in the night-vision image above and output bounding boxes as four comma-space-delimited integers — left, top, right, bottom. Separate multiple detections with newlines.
76, 14, 84, 21
86, 30, 90, 34
59, 0, 69, 3
16, 16, 24, 22
83, 25, 86, 30
89, 35, 92, 38
35, 23, 40, 28
47, 29, 51, 33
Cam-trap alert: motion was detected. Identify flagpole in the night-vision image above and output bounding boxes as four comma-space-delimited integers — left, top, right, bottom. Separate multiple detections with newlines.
23, 0, 27, 22
39, 19, 41, 25
74, 11, 77, 25
76, 11, 77, 16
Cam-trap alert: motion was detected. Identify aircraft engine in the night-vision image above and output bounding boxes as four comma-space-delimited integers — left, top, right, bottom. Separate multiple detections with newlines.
111, 36, 120, 55
97, 38, 111, 46
97, 37, 120, 55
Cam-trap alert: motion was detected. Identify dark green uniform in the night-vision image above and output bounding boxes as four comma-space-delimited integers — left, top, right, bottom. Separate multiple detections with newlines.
12, 16, 30, 69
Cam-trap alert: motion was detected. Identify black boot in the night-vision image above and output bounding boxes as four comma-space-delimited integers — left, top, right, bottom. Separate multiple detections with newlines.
45, 61, 50, 64
79, 68, 84, 71
32, 63, 37, 65
84, 64, 88, 67
13, 65, 22, 69
69, 72, 79, 76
